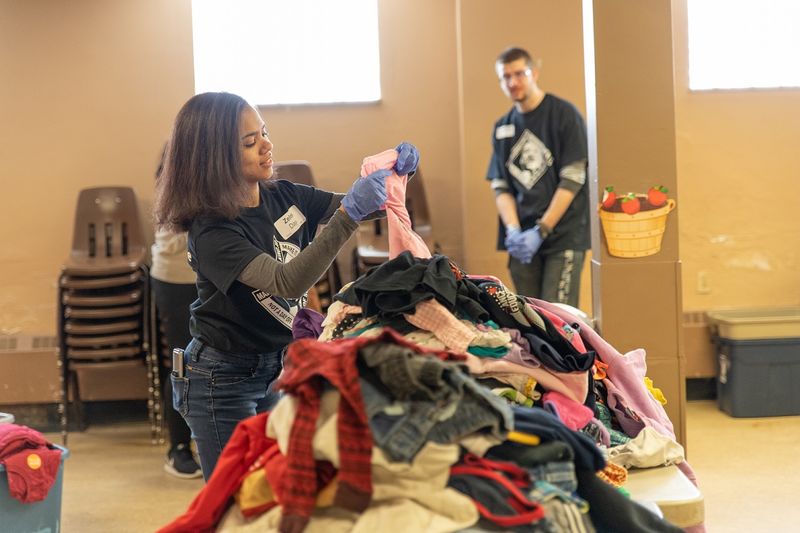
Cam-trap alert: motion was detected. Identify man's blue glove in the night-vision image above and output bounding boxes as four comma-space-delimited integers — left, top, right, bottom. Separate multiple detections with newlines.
504, 225, 521, 251
394, 142, 419, 176
507, 225, 544, 263
341, 169, 391, 222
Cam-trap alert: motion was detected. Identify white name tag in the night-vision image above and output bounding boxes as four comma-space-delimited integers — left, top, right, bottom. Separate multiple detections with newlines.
274, 205, 306, 239
495, 124, 515, 139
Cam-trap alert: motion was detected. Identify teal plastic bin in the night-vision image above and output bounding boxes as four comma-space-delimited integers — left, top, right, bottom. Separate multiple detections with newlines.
0, 444, 69, 533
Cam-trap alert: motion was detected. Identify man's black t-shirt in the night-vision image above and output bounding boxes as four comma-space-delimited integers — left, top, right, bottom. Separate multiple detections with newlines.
187, 180, 333, 354
486, 93, 590, 253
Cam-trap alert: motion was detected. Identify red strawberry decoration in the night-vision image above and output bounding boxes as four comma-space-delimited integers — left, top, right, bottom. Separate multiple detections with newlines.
648, 185, 668, 207
621, 193, 641, 215
601, 186, 617, 209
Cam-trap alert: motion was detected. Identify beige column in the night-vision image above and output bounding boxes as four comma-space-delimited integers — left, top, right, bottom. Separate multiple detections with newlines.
582, 0, 686, 445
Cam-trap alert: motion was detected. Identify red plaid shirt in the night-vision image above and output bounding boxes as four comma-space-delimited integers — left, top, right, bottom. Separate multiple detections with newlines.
275, 328, 465, 532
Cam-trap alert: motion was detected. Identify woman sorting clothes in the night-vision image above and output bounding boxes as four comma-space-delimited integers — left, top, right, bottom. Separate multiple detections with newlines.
154, 91, 419, 478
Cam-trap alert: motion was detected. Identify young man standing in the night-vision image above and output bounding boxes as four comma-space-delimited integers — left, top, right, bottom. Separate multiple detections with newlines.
486, 47, 590, 306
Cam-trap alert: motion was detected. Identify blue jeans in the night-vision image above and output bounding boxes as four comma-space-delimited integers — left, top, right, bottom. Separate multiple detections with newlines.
508, 249, 586, 306
360, 369, 513, 463
171, 338, 282, 479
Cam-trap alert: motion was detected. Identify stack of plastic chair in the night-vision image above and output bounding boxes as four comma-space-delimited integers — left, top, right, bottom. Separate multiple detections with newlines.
56, 187, 158, 445
273, 161, 343, 312
352, 166, 440, 277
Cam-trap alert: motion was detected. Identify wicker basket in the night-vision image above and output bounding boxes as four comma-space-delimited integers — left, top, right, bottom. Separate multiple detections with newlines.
599, 198, 675, 258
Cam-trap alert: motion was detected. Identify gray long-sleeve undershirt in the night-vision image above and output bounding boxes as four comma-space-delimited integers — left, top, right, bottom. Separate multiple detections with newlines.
238, 196, 355, 298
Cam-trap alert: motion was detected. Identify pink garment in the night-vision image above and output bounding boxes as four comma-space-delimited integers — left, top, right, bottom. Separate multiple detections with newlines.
465, 274, 505, 285
542, 391, 594, 431
462, 353, 589, 403
403, 299, 476, 353
529, 297, 701, 491
534, 306, 587, 352
361, 150, 431, 260
529, 298, 674, 439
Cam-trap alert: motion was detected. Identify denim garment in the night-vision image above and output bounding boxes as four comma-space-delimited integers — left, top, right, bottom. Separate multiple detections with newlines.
171, 338, 282, 479
358, 343, 513, 463
527, 461, 579, 493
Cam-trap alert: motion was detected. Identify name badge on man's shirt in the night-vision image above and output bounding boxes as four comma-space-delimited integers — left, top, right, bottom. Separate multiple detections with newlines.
275, 205, 306, 239
495, 124, 515, 139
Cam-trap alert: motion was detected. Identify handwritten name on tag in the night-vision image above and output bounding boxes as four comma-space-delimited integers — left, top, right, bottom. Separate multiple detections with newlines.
274, 205, 306, 239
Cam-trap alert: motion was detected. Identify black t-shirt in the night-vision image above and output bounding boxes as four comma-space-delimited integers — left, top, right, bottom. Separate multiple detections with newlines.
187, 180, 333, 354
486, 94, 590, 253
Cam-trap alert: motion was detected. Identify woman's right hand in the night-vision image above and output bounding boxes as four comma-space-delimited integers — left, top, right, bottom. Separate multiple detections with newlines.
340, 169, 391, 221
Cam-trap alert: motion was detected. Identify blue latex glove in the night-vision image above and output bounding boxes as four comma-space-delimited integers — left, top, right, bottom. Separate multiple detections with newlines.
341, 169, 391, 222
394, 142, 419, 176
504, 225, 521, 251
507, 225, 544, 263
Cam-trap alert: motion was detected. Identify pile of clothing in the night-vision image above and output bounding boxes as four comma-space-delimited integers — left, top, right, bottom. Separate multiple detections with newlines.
160, 251, 698, 533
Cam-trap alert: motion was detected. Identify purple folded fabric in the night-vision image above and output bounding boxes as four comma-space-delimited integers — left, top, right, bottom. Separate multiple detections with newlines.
292, 308, 325, 340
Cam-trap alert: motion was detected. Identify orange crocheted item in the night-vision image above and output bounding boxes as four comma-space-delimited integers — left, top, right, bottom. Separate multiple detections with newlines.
596, 462, 628, 487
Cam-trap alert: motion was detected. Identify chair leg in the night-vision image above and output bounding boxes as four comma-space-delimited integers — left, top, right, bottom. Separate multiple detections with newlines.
57, 284, 69, 446
329, 259, 343, 294
57, 357, 68, 447
72, 373, 87, 432
141, 266, 162, 445
351, 247, 362, 279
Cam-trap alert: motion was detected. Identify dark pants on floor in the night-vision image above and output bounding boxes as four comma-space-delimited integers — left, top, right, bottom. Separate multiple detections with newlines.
508, 249, 586, 307
151, 279, 197, 451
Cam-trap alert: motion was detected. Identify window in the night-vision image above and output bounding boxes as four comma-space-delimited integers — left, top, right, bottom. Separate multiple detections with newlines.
687, 0, 800, 90
191, 0, 381, 105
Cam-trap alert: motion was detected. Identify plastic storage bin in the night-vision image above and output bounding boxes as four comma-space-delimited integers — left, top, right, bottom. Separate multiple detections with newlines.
715, 337, 800, 417
706, 307, 800, 340
0, 444, 69, 533
708, 307, 800, 418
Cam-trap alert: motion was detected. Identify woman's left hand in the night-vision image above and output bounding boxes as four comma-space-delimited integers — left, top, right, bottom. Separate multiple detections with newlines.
341, 169, 391, 222
394, 142, 419, 176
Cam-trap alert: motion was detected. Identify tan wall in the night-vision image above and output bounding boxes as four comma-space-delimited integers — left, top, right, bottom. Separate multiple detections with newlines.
672, 0, 800, 311
2, 0, 797, 338
0, 0, 195, 335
